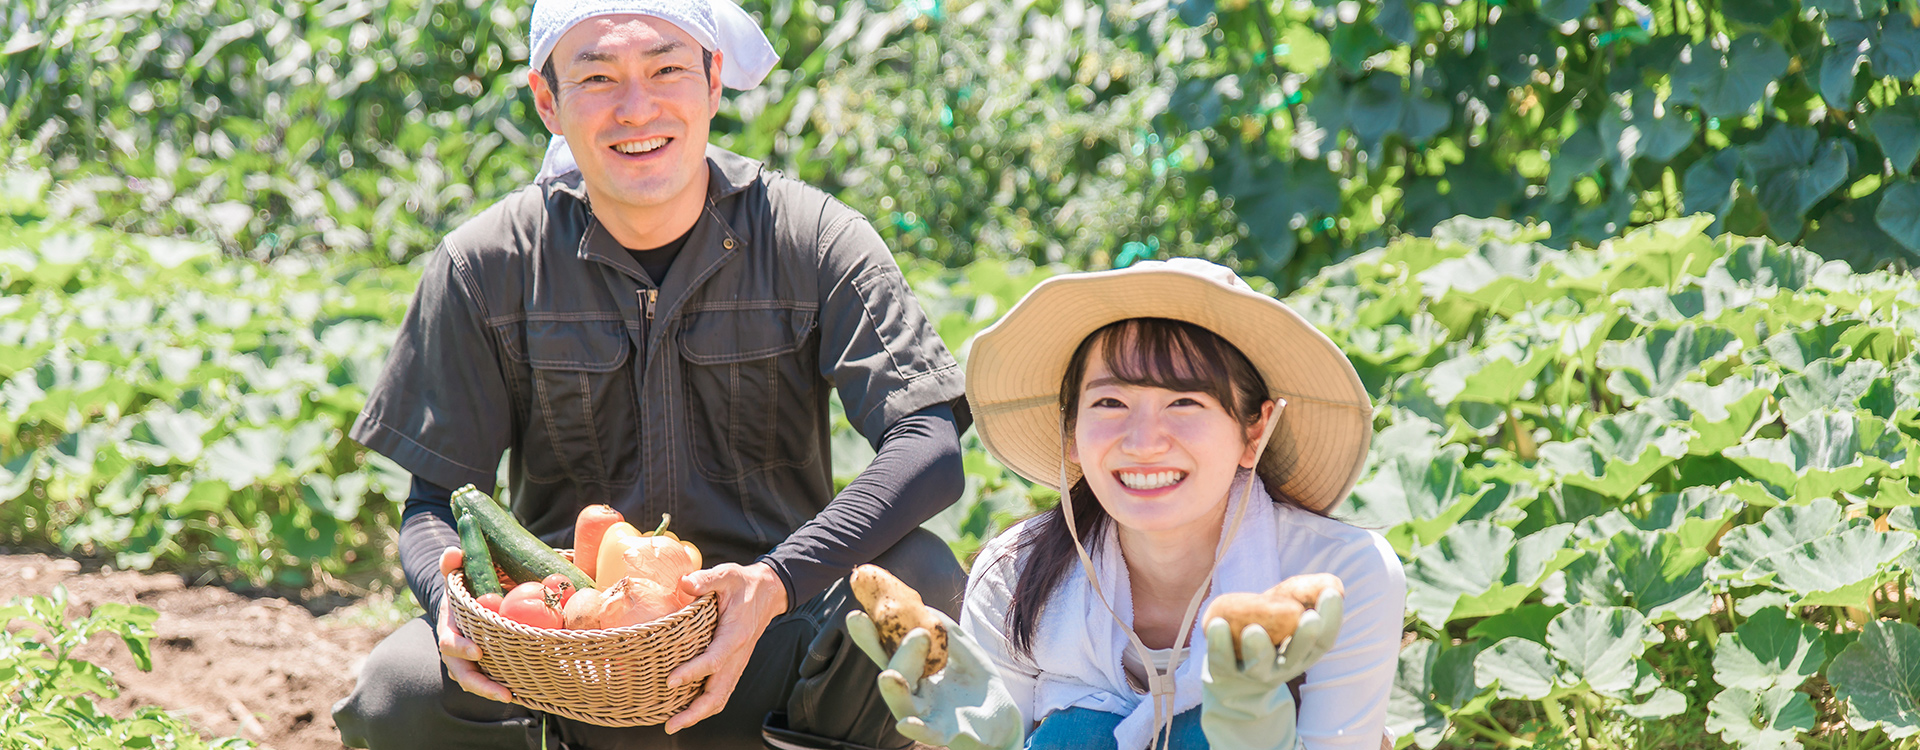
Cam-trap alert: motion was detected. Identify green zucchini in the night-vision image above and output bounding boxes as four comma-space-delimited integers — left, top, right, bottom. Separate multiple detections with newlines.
451, 484, 594, 590
457, 511, 504, 597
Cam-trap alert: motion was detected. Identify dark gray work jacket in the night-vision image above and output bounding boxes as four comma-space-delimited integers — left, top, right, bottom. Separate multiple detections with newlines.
350, 146, 966, 579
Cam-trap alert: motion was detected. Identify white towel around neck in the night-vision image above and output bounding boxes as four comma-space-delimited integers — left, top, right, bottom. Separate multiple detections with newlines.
1028, 474, 1283, 750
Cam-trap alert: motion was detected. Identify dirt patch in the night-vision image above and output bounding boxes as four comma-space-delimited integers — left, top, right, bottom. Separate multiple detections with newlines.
0, 553, 401, 750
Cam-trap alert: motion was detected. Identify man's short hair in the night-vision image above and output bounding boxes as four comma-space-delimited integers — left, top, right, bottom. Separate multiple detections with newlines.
540, 47, 715, 101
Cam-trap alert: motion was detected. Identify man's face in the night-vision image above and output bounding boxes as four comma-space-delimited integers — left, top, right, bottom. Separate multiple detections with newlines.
533, 15, 724, 211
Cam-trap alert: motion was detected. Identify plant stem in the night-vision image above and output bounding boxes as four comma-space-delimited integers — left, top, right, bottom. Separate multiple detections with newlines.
1540, 695, 1574, 735
1453, 714, 1535, 748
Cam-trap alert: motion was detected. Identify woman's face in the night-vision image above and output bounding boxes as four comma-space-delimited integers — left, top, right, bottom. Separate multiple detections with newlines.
1069, 341, 1268, 536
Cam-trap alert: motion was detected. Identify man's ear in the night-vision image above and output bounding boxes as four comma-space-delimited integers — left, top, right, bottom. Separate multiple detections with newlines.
531, 68, 562, 135
708, 49, 726, 112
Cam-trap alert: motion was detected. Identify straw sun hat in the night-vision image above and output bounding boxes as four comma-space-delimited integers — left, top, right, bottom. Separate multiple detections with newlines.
965, 257, 1374, 512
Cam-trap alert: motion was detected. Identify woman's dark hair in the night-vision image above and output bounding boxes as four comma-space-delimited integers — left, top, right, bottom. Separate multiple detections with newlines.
1004, 317, 1328, 657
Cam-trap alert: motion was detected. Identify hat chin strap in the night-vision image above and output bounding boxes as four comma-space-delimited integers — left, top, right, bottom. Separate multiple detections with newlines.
1056, 399, 1286, 750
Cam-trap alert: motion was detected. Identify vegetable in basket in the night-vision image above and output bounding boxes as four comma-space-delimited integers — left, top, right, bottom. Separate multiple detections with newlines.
451, 484, 594, 591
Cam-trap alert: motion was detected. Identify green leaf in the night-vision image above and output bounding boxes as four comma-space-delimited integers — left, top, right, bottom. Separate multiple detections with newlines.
1415, 239, 1563, 313
1560, 530, 1715, 622
1662, 377, 1773, 454
1537, 0, 1592, 23
1759, 321, 1860, 372
1706, 685, 1818, 750
1669, 35, 1790, 119
1721, 0, 1792, 25
1808, 0, 1888, 17
1598, 324, 1742, 403
1403, 523, 1580, 628
1833, 16, 1920, 80
1617, 687, 1689, 720
1711, 607, 1825, 692
1545, 605, 1662, 697
1778, 360, 1887, 422
122, 407, 210, 465
1828, 620, 1920, 739
1710, 498, 1846, 580
1724, 412, 1905, 500
1538, 411, 1692, 498
1423, 342, 1550, 405
1602, 89, 1697, 168
1875, 179, 1920, 255
1347, 73, 1451, 149
1549, 126, 1607, 201
1864, 101, 1920, 174
1173, 0, 1214, 26
1742, 126, 1851, 240
1371, 0, 1415, 44
1170, 76, 1226, 130
1387, 641, 1451, 749
1747, 524, 1915, 606
1685, 150, 1742, 221
1467, 604, 1565, 646
1474, 637, 1561, 700
1714, 235, 1835, 292
1345, 437, 1472, 546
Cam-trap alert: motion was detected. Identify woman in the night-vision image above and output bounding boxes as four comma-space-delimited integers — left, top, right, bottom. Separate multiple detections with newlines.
849, 258, 1405, 750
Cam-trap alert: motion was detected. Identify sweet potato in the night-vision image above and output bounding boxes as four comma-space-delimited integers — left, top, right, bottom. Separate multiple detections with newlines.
1204, 586, 1306, 662
1271, 573, 1344, 609
851, 564, 948, 676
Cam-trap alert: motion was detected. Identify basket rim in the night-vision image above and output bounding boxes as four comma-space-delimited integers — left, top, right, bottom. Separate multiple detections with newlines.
447, 567, 717, 641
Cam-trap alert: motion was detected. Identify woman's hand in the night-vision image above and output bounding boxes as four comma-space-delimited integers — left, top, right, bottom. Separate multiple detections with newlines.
847, 609, 1024, 750
1200, 588, 1344, 750
436, 547, 514, 704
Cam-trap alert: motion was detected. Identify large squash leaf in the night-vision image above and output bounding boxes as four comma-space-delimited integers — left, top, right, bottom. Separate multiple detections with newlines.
1828, 620, 1920, 739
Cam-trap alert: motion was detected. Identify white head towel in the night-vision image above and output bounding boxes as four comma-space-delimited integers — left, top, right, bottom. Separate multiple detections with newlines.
528, 0, 778, 182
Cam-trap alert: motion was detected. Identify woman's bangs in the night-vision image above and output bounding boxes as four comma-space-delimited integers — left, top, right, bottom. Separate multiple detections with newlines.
1091, 319, 1238, 410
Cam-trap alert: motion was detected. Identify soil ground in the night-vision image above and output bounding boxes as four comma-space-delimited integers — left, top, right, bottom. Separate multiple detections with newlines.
0, 552, 406, 750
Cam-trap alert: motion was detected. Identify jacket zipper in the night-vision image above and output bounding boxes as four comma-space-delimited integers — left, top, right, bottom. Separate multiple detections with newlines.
636, 288, 658, 345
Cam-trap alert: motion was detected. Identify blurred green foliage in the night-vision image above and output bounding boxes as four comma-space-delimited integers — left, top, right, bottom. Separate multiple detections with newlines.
16, 0, 1920, 287
0, 172, 415, 590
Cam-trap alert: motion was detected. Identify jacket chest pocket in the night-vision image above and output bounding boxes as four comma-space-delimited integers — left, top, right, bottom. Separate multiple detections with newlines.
677, 307, 819, 482
506, 320, 640, 487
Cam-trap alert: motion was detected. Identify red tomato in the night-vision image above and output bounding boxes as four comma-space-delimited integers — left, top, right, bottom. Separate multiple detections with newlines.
499, 582, 562, 629
542, 574, 577, 607
475, 593, 504, 613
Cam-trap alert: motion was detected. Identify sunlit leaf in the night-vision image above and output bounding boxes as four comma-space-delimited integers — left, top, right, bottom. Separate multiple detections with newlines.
1707, 685, 1817, 750
1828, 620, 1920, 739
1712, 607, 1825, 692
1598, 324, 1741, 403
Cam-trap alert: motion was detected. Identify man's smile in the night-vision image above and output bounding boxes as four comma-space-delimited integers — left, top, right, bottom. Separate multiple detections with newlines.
612, 136, 671, 156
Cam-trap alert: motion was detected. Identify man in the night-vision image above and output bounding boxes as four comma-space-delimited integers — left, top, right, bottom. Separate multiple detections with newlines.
330, 0, 970, 747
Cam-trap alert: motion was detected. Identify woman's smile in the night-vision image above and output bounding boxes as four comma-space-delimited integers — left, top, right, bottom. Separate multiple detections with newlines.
1113, 469, 1188, 493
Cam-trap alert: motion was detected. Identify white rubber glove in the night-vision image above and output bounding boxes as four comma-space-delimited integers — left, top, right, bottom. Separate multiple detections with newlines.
1200, 589, 1344, 750
846, 609, 1025, 750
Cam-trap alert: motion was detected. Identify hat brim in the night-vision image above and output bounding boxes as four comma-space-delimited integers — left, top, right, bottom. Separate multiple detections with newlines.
965, 265, 1373, 512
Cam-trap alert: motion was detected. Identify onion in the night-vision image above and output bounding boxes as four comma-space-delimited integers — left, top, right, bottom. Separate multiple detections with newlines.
563, 576, 694, 630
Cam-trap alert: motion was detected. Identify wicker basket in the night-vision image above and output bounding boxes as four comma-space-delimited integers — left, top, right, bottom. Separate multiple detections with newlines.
447, 553, 719, 727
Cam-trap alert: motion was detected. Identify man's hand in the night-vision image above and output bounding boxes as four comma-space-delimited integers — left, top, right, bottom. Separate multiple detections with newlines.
436, 547, 514, 704
663, 561, 789, 734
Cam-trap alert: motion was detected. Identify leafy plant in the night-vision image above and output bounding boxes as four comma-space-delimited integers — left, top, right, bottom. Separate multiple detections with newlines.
0, 172, 414, 590
0, 587, 251, 749
22, 0, 1920, 292
1292, 215, 1920, 748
